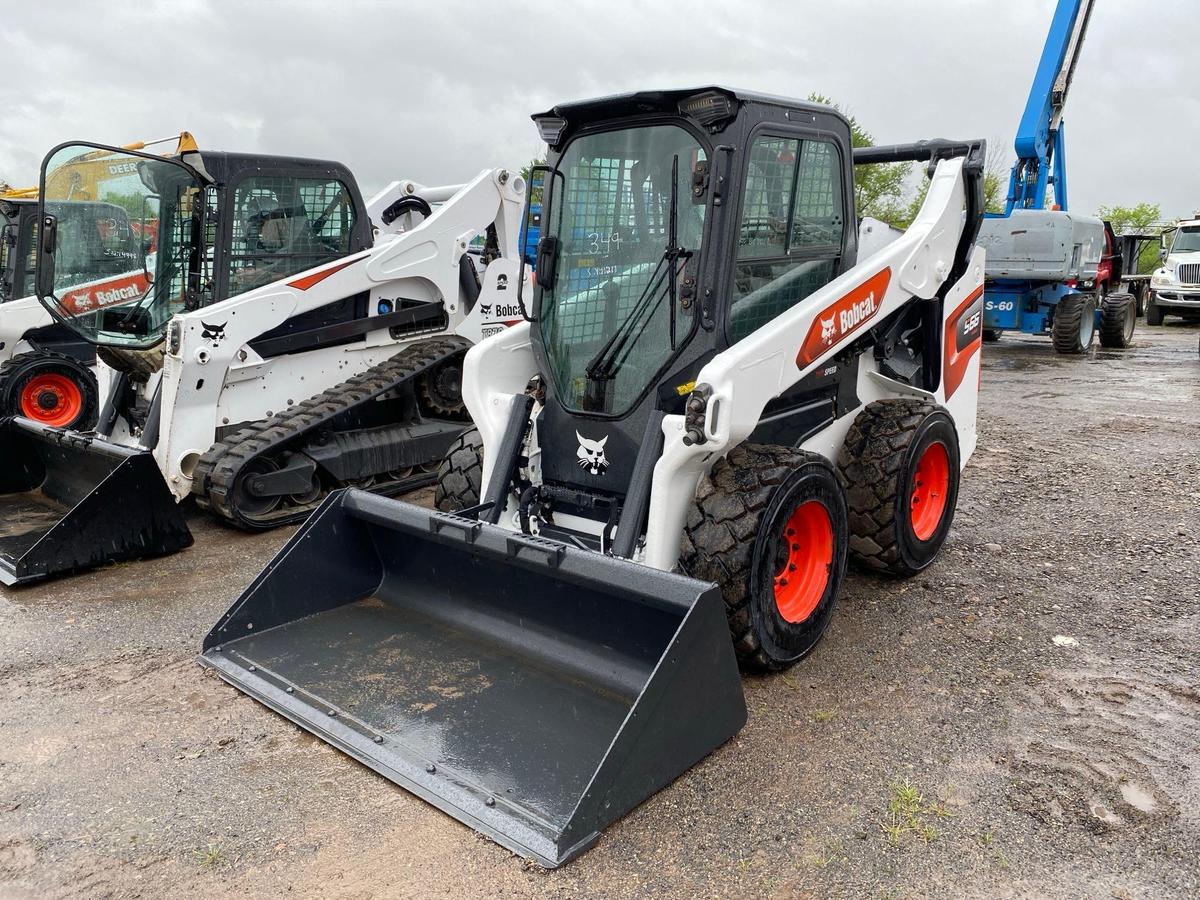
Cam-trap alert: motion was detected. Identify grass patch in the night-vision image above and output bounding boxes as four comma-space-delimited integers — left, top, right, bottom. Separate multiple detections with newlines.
879, 777, 952, 847
194, 844, 227, 867
811, 709, 836, 723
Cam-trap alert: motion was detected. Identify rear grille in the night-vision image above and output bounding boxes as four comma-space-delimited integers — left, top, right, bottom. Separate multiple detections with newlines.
1177, 263, 1200, 285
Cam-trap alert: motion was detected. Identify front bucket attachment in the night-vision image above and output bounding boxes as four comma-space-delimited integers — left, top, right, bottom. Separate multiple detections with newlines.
0, 418, 193, 586
201, 489, 746, 867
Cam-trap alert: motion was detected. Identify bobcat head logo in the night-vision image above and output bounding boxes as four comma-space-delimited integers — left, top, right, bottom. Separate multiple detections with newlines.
479, 303, 492, 317
819, 314, 837, 345
201, 321, 227, 346
495, 273, 509, 291
576, 431, 609, 476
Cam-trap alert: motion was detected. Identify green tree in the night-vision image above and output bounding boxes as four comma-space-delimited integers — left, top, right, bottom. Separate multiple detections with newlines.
520, 157, 546, 205
1098, 201, 1161, 233
1098, 202, 1163, 274
808, 93, 911, 226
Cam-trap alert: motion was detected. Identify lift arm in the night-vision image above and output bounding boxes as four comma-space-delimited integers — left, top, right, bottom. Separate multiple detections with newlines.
1005, 0, 1095, 214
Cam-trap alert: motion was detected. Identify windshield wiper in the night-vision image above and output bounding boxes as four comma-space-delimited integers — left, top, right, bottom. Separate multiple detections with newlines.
586, 154, 690, 383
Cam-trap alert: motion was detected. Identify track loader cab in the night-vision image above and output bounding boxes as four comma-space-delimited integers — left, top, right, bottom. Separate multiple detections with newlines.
202, 88, 987, 867
31, 142, 371, 350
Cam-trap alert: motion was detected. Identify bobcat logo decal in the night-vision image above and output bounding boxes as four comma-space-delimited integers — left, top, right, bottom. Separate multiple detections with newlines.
201, 321, 227, 346
576, 431, 610, 476
479, 303, 492, 317
819, 314, 837, 345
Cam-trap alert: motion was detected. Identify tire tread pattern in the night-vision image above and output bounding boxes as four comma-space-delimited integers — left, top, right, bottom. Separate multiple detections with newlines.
837, 398, 938, 576
679, 443, 826, 672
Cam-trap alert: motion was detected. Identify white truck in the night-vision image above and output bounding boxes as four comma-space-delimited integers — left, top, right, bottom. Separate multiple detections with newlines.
1147, 217, 1200, 325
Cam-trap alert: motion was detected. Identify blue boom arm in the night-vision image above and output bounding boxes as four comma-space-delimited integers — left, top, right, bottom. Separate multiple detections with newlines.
1004, 0, 1093, 214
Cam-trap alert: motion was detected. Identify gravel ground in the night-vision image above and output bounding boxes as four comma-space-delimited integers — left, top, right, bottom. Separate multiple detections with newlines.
0, 323, 1197, 899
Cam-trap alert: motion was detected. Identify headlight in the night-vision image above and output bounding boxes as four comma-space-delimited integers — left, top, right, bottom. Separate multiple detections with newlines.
167, 319, 182, 355
1151, 270, 1172, 286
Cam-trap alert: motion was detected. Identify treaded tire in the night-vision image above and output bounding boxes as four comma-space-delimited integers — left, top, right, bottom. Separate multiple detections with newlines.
0, 350, 99, 429
1099, 292, 1136, 348
837, 398, 960, 578
1051, 293, 1096, 354
97, 343, 166, 382
982, 329, 1001, 343
679, 444, 848, 673
1145, 292, 1164, 326
434, 427, 484, 512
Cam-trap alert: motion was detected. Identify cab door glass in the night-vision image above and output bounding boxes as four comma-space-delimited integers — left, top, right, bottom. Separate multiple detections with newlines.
729, 136, 844, 344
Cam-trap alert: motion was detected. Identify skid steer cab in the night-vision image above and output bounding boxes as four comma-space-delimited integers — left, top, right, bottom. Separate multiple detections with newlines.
201, 88, 987, 868
0, 139, 526, 585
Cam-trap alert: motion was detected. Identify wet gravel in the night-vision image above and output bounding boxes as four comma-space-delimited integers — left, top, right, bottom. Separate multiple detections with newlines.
0, 324, 1197, 899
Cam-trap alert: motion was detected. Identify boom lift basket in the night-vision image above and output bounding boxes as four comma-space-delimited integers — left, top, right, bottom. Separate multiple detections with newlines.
201, 489, 747, 867
0, 417, 192, 586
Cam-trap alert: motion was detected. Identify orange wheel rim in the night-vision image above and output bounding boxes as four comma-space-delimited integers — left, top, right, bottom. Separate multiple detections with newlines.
773, 500, 833, 624
19, 373, 84, 428
910, 441, 950, 542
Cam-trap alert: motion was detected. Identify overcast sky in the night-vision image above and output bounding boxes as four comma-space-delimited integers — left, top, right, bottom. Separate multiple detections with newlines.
1, 0, 1194, 220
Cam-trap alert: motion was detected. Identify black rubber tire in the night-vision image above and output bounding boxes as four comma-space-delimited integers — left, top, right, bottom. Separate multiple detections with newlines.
679, 444, 848, 673
1145, 292, 1164, 326
434, 427, 484, 512
837, 398, 961, 578
0, 350, 99, 429
982, 328, 1002, 343
1051, 293, 1096, 354
1132, 282, 1147, 317
1099, 292, 1137, 348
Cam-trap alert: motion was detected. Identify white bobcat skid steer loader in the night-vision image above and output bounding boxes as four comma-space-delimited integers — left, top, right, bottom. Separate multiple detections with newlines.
201, 88, 986, 867
0, 138, 525, 585
0, 135, 199, 429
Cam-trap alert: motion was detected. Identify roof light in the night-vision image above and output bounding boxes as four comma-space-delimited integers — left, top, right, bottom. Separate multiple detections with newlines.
678, 91, 737, 128
535, 116, 568, 147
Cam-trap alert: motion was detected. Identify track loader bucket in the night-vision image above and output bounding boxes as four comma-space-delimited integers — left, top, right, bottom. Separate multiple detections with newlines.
0, 418, 192, 586
201, 489, 746, 867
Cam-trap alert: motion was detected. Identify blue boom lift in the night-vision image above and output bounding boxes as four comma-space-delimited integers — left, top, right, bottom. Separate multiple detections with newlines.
980, 0, 1137, 353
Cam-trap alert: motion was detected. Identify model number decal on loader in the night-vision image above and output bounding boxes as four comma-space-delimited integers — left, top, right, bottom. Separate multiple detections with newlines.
796, 268, 891, 368
943, 285, 985, 400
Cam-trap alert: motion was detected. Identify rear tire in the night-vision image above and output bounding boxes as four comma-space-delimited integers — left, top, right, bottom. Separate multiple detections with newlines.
837, 399, 961, 578
1051, 293, 1096, 354
1145, 292, 1164, 326
679, 444, 848, 673
0, 351, 99, 429
1099, 292, 1137, 348
434, 427, 484, 512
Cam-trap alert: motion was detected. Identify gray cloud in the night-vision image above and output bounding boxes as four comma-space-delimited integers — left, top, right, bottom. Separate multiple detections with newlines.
1, 0, 1195, 219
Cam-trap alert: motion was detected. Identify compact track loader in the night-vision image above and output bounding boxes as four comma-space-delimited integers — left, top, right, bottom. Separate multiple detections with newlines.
0, 139, 525, 584
0, 134, 196, 428
202, 88, 986, 867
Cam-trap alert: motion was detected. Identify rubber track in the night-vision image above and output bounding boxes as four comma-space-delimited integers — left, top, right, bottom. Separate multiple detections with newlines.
836, 397, 936, 574
679, 443, 819, 672
193, 336, 470, 530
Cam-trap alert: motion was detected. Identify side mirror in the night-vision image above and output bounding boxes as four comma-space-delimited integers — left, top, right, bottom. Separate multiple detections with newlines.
34, 213, 57, 300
